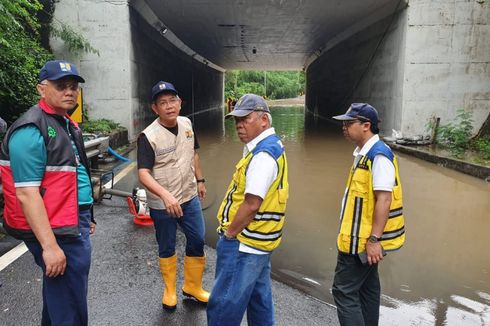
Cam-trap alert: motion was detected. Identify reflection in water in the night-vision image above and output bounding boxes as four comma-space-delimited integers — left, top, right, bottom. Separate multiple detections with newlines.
191, 105, 490, 325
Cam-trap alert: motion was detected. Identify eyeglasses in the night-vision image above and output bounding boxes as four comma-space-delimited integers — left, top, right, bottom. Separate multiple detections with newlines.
342, 119, 369, 127
39, 82, 80, 92
156, 97, 179, 108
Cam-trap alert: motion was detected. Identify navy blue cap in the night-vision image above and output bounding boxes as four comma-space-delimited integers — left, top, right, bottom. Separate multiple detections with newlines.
225, 94, 270, 118
38, 60, 85, 83
332, 103, 380, 126
151, 81, 178, 101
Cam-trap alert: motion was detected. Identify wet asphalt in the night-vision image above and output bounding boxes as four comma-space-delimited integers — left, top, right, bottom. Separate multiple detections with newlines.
0, 196, 338, 325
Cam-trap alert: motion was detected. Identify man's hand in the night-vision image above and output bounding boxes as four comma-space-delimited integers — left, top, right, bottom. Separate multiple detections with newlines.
197, 182, 206, 201
365, 241, 384, 265
42, 244, 67, 277
139, 168, 183, 218
226, 194, 263, 238
89, 222, 96, 234
161, 192, 183, 218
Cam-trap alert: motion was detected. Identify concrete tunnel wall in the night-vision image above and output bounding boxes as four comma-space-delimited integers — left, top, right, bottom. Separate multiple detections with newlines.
50, 0, 224, 141
305, 8, 407, 136
129, 7, 224, 136
306, 0, 490, 137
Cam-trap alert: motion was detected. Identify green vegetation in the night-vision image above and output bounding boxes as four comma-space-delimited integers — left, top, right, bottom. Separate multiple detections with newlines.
0, 0, 98, 125
433, 109, 490, 163
51, 23, 99, 56
81, 118, 124, 135
0, 0, 53, 123
436, 109, 474, 157
473, 138, 490, 161
225, 70, 305, 100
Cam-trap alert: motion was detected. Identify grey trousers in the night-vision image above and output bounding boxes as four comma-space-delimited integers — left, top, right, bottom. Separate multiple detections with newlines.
332, 252, 380, 326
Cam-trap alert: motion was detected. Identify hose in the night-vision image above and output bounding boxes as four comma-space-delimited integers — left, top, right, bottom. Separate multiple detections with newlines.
107, 146, 131, 162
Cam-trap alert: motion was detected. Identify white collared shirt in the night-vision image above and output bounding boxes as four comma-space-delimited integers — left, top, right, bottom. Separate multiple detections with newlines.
243, 127, 279, 198
353, 134, 395, 191
240, 127, 279, 255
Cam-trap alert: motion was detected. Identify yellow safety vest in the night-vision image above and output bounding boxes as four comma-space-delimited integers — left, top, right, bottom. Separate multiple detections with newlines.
337, 141, 405, 254
217, 134, 289, 252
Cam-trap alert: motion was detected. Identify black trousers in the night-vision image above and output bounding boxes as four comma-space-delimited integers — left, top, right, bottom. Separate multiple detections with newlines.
332, 252, 380, 326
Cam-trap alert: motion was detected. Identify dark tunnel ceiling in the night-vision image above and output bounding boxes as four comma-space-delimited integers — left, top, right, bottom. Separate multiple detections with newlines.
143, 0, 401, 70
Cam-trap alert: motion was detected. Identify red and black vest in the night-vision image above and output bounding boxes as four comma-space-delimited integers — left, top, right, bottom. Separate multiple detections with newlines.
0, 104, 91, 240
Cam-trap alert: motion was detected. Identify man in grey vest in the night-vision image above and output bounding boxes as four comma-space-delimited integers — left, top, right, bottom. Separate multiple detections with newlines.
137, 81, 209, 310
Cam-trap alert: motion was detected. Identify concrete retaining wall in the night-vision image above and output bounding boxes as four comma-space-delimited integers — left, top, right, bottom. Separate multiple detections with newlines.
50, 0, 133, 136
402, 0, 490, 136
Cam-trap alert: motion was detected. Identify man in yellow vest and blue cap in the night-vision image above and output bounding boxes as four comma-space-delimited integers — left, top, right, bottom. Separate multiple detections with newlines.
332, 103, 405, 326
207, 94, 289, 326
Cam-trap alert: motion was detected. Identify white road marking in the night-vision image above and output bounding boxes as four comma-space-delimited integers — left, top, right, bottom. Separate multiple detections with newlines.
0, 161, 136, 270
0, 242, 28, 272
103, 161, 136, 189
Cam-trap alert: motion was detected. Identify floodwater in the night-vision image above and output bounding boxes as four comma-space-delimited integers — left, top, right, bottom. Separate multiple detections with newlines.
117, 105, 490, 325
193, 106, 490, 326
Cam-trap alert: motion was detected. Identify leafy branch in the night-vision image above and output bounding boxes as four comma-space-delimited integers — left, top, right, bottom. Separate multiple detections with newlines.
50, 23, 100, 56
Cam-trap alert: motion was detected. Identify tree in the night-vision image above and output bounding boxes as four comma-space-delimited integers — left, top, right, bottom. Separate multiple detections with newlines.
0, 0, 53, 124
224, 70, 305, 100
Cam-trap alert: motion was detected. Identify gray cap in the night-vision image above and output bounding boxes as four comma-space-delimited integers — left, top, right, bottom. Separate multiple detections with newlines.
225, 94, 270, 118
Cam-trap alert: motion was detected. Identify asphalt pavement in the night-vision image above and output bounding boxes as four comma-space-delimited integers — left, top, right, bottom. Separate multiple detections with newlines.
1, 196, 338, 326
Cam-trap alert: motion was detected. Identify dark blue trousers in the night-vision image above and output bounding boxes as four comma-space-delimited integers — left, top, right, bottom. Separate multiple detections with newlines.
332, 252, 380, 326
149, 196, 205, 258
25, 209, 92, 326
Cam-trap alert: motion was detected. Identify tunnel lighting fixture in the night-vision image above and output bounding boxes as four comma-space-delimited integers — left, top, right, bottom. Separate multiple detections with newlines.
159, 25, 168, 35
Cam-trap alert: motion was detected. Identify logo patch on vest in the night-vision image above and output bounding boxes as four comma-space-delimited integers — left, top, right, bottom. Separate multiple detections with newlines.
185, 130, 193, 139
47, 126, 57, 138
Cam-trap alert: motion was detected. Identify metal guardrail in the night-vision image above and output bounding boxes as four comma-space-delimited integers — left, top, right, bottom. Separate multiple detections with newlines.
83, 135, 110, 161
0, 136, 109, 196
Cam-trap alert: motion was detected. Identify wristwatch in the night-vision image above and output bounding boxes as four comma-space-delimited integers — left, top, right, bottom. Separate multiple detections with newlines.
224, 230, 236, 240
368, 235, 380, 243
196, 178, 205, 183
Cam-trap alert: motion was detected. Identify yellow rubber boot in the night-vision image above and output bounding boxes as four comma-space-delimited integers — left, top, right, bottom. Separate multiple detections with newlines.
182, 256, 210, 304
159, 255, 177, 310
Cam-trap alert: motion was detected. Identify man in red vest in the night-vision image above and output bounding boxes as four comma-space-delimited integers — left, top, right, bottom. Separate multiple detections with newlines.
0, 60, 95, 325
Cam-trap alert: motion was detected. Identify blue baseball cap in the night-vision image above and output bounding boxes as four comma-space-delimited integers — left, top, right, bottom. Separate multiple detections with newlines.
151, 81, 178, 101
38, 60, 85, 83
225, 94, 270, 118
332, 103, 380, 126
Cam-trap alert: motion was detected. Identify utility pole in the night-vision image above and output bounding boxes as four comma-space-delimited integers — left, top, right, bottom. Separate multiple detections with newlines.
264, 70, 267, 98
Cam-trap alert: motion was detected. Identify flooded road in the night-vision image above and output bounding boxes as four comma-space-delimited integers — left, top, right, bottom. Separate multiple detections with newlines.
193, 106, 490, 325
116, 105, 490, 325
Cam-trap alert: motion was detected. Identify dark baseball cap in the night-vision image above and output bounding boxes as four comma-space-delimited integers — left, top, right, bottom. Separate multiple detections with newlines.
151, 81, 178, 101
332, 103, 380, 126
225, 94, 270, 118
39, 60, 85, 83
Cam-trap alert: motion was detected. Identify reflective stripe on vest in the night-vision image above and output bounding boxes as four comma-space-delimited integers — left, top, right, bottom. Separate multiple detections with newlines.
0, 106, 81, 240
337, 141, 405, 254
217, 134, 289, 252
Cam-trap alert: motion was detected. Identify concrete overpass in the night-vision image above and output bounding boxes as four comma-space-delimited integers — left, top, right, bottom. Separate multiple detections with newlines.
50, 0, 490, 140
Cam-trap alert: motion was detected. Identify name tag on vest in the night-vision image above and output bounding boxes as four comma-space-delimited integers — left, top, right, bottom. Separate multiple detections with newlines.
155, 145, 176, 156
